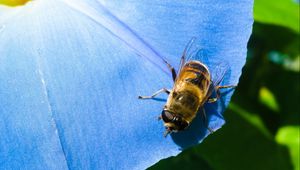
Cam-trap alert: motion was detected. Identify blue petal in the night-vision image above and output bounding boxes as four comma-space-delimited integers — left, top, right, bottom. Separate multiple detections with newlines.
0, 0, 253, 169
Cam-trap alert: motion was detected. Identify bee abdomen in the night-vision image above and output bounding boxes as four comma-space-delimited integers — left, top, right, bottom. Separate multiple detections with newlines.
183, 61, 210, 90
185, 62, 209, 75
185, 75, 206, 90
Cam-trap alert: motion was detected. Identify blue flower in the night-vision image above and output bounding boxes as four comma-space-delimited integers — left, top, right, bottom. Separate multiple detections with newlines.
0, 0, 253, 169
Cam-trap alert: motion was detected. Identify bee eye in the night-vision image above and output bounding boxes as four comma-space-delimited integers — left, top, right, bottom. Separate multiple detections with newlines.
161, 110, 174, 123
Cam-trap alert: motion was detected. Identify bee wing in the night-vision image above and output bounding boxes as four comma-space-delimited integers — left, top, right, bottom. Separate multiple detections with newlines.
178, 37, 208, 72
178, 37, 230, 87
210, 62, 229, 87
203, 62, 229, 102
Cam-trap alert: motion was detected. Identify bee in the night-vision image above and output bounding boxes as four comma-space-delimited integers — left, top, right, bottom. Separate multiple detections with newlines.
138, 38, 236, 137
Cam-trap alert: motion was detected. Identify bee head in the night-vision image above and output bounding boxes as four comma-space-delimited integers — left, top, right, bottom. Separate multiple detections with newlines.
161, 109, 189, 136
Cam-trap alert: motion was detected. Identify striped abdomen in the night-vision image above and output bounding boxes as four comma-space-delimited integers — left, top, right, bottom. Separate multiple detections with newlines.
181, 61, 210, 90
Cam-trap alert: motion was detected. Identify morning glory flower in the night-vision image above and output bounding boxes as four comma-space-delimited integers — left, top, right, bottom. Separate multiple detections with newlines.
0, 0, 253, 169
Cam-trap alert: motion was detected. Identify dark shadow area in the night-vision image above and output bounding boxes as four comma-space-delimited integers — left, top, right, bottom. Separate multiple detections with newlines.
152, 98, 167, 102
170, 108, 209, 149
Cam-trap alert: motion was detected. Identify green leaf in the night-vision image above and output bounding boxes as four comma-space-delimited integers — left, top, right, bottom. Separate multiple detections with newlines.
259, 87, 280, 112
276, 126, 300, 170
148, 153, 212, 170
254, 0, 300, 33
228, 103, 273, 138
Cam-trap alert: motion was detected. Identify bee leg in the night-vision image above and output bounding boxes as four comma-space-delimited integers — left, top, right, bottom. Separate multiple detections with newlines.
138, 88, 170, 99
163, 129, 171, 137
208, 97, 218, 103
164, 61, 177, 82
202, 108, 214, 133
207, 90, 220, 103
217, 85, 237, 89
157, 115, 162, 121
207, 85, 237, 103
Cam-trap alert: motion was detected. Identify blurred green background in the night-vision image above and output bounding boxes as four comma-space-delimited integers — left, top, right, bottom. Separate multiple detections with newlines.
150, 0, 300, 170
